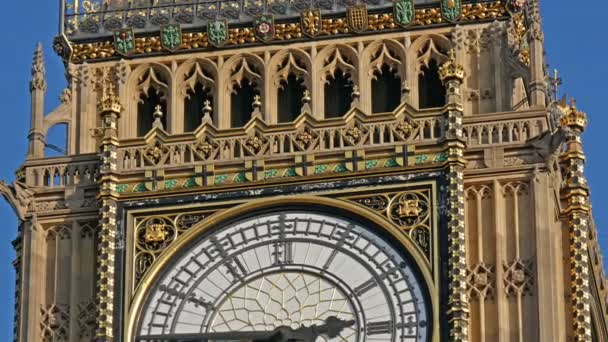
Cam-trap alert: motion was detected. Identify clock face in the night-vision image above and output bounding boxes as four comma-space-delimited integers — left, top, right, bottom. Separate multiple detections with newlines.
138, 210, 430, 341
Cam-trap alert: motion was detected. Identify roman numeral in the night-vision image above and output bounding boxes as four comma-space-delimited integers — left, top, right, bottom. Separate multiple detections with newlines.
354, 278, 378, 296
367, 320, 393, 335
272, 241, 293, 265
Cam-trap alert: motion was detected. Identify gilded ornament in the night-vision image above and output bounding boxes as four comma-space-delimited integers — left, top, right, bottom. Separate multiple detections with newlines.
393, 0, 415, 27
300, 9, 322, 37
438, 51, 465, 82
160, 24, 182, 51
144, 222, 168, 243
506, 0, 526, 15
207, 19, 228, 47
398, 197, 422, 219
347, 5, 369, 33
113, 28, 135, 56
253, 15, 276, 42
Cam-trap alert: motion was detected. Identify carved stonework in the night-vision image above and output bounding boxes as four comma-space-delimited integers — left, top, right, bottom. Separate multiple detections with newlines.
40, 304, 70, 342
467, 263, 495, 301
77, 301, 96, 339
503, 259, 534, 297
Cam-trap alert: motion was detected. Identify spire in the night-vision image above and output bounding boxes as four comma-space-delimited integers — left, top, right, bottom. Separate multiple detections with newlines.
30, 43, 46, 92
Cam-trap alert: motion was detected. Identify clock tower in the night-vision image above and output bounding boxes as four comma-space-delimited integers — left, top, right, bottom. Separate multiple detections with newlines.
2, 0, 607, 341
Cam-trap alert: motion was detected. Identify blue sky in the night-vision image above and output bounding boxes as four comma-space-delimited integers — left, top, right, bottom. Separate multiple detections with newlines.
0, 1, 605, 339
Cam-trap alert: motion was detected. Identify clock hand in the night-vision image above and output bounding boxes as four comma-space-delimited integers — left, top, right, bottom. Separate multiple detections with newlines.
137, 316, 355, 342
136, 329, 278, 342
271, 316, 356, 342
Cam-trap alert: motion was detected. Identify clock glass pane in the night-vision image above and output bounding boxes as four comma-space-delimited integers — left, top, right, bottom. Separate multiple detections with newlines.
138, 210, 430, 341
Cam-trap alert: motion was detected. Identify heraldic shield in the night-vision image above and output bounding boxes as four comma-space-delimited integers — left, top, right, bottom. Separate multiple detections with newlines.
254, 15, 275, 42
300, 9, 322, 38
113, 28, 135, 56
347, 5, 369, 33
440, 0, 462, 22
208, 19, 228, 47
393, 0, 415, 27
161, 24, 182, 51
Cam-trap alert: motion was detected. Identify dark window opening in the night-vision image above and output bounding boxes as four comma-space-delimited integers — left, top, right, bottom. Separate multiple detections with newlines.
278, 74, 305, 123
231, 82, 257, 128
418, 59, 446, 109
184, 83, 213, 132
372, 65, 402, 113
324, 70, 353, 118
138, 89, 166, 137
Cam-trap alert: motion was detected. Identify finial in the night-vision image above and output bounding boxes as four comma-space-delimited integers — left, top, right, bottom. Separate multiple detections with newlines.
30, 43, 46, 92
202, 100, 213, 124
560, 97, 587, 132
251, 94, 263, 119
253, 95, 262, 109
548, 68, 563, 103
300, 89, 312, 114
302, 89, 311, 104
439, 49, 465, 83
351, 85, 360, 107
153, 105, 165, 129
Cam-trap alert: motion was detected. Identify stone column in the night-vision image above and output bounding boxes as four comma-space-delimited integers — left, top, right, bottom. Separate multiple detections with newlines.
526, 0, 546, 107
439, 51, 469, 342
559, 100, 592, 342
95, 67, 123, 341
28, 43, 46, 159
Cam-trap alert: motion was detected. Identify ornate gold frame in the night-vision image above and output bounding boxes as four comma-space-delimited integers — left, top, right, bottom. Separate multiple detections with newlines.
123, 191, 440, 341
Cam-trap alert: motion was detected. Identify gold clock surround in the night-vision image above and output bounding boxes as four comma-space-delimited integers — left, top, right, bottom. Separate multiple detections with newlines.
124, 192, 440, 342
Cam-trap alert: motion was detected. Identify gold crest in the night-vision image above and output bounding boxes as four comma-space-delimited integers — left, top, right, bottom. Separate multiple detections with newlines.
347, 5, 368, 33
300, 9, 322, 38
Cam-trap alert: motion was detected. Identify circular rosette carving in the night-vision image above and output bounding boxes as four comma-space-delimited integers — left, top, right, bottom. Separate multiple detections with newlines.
388, 191, 430, 228
136, 217, 176, 253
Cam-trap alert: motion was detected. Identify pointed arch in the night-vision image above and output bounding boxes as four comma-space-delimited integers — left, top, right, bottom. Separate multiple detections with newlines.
176, 58, 218, 132
219, 53, 265, 128
407, 35, 451, 110
361, 40, 407, 113
314, 45, 359, 118
127, 64, 173, 137
268, 49, 312, 123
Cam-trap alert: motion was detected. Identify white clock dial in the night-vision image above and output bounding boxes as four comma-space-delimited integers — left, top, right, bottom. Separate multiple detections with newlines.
138, 211, 429, 341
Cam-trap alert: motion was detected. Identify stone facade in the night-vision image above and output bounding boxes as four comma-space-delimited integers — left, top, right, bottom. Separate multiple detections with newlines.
1, 0, 607, 341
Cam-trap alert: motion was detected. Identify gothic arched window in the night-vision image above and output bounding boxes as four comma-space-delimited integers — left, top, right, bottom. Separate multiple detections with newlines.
184, 83, 212, 132
318, 47, 357, 119
372, 65, 402, 113
278, 74, 305, 123
138, 90, 167, 137
231, 82, 258, 128
227, 57, 263, 128
135, 68, 169, 137
418, 59, 445, 109
324, 70, 353, 118
180, 60, 217, 132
